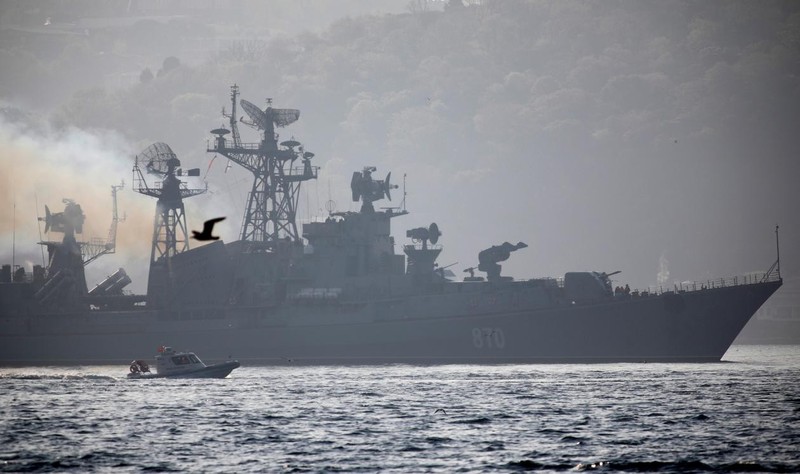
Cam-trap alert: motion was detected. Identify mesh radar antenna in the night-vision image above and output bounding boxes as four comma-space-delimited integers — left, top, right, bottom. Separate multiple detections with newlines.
208, 84, 318, 246
132, 142, 205, 263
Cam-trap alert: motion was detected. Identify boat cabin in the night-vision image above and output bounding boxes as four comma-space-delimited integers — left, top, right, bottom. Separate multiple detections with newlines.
155, 346, 206, 375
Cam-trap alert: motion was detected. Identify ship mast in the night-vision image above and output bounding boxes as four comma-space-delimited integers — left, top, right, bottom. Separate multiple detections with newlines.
208, 85, 318, 247
133, 143, 205, 263
133, 143, 205, 307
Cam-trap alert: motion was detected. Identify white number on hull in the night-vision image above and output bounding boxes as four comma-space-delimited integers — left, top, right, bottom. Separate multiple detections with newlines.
472, 327, 506, 349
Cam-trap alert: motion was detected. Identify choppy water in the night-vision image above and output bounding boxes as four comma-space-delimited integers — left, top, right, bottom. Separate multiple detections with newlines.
1, 345, 799, 473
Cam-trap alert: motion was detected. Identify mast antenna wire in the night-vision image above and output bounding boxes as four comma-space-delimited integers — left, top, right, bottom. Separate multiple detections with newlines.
776, 225, 781, 279
762, 225, 782, 283
11, 199, 15, 272
401, 173, 407, 212
305, 180, 310, 223
204, 155, 217, 181
35, 194, 45, 267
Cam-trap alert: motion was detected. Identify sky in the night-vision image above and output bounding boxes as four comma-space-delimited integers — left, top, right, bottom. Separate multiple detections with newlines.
0, 0, 798, 300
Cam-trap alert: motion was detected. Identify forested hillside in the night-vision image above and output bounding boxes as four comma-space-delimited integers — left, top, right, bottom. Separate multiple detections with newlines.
2, 0, 799, 291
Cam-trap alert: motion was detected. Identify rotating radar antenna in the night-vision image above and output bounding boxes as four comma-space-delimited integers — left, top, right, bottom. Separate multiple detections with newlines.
240, 99, 300, 131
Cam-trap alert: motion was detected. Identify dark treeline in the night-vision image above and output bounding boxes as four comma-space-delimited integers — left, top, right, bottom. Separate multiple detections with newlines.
2, 0, 799, 287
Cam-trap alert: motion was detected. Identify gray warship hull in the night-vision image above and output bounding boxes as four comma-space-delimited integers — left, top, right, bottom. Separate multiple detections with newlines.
0, 86, 783, 365
0, 278, 781, 365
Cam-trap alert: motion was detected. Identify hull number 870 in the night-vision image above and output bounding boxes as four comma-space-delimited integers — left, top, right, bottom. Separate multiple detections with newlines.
472, 327, 506, 349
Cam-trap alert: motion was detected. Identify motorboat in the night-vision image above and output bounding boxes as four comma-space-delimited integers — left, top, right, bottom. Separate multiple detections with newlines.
127, 346, 239, 379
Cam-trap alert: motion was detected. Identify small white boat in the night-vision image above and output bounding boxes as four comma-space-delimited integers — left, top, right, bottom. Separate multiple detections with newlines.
127, 346, 239, 379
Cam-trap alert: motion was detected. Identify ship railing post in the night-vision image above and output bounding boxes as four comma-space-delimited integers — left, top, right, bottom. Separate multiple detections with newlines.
776, 224, 781, 280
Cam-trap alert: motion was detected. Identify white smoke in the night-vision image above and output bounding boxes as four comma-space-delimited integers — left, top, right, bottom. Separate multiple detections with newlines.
0, 113, 154, 292
657, 252, 670, 286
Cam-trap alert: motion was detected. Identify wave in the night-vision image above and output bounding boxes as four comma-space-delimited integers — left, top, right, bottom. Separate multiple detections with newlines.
505, 459, 800, 472
0, 373, 117, 381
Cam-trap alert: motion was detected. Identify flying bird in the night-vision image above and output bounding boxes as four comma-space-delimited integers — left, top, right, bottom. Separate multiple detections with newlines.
192, 217, 226, 241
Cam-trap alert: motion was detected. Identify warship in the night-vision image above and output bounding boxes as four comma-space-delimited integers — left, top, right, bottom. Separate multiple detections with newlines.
0, 85, 783, 365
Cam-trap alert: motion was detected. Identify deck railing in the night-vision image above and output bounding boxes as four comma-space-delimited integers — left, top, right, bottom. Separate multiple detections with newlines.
550, 265, 781, 298
620, 267, 782, 298
645, 270, 781, 296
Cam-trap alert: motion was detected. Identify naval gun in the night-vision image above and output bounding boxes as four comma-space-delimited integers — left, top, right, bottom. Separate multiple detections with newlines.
598, 270, 621, 295
477, 241, 528, 282
351, 167, 398, 213
563, 270, 621, 302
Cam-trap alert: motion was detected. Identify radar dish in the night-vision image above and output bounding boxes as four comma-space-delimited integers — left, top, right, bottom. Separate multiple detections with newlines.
351, 172, 362, 202
272, 108, 300, 127
281, 139, 301, 148
429, 223, 441, 245
384, 172, 393, 201
240, 99, 269, 130
138, 142, 180, 175
210, 127, 230, 136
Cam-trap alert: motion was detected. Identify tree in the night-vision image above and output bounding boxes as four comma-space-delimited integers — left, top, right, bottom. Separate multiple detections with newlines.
157, 56, 181, 77
140, 67, 154, 84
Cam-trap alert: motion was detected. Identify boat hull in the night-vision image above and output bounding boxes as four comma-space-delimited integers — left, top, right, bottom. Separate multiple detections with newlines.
0, 280, 781, 365
126, 361, 240, 379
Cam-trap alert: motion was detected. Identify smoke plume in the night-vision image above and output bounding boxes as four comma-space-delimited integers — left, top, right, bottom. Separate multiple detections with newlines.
0, 114, 154, 292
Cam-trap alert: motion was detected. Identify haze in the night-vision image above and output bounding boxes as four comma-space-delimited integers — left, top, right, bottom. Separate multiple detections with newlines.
1, 0, 798, 302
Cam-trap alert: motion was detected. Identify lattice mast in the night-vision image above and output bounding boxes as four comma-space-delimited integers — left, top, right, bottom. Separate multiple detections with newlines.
132, 143, 205, 263
209, 84, 318, 246
81, 181, 125, 266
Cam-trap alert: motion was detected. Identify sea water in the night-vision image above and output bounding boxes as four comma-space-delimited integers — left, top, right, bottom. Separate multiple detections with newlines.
1, 345, 799, 473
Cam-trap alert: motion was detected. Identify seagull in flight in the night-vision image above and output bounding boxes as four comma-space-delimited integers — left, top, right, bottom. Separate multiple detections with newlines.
192, 217, 226, 241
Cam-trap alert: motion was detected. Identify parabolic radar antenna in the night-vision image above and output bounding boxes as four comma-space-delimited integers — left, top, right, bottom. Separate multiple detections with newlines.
240, 99, 299, 130
136, 142, 201, 181
240, 99, 269, 131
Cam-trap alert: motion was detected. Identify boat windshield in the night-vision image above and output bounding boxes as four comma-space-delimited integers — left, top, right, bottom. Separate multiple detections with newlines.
171, 354, 200, 365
